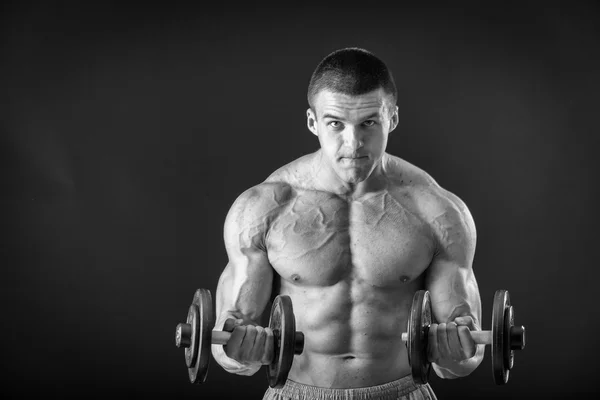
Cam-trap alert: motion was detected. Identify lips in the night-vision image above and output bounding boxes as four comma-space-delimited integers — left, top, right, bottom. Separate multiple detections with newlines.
340, 155, 368, 160
339, 155, 369, 164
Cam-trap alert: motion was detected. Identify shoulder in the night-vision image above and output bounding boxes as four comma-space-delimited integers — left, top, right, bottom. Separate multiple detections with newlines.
226, 153, 317, 231
425, 187, 477, 252
226, 182, 294, 226
383, 154, 476, 243
224, 181, 294, 251
382, 153, 439, 188
264, 152, 317, 190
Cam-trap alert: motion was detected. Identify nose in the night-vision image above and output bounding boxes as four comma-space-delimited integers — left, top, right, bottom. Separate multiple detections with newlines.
342, 126, 363, 150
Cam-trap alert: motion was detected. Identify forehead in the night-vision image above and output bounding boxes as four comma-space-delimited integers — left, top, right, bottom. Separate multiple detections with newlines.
313, 89, 392, 119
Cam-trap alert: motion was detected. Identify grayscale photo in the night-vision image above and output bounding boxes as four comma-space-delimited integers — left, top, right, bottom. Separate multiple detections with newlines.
2, 1, 597, 398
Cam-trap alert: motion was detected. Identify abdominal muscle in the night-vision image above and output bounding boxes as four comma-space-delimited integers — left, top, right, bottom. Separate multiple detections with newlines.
279, 276, 421, 388
262, 184, 433, 387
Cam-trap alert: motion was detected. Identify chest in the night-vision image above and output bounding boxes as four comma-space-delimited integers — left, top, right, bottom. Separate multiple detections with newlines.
265, 191, 435, 287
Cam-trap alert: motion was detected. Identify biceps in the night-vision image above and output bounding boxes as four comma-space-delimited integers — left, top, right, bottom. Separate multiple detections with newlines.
426, 259, 481, 325
215, 249, 274, 326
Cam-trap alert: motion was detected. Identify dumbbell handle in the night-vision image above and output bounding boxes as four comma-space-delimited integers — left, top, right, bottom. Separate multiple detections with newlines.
212, 330, 232, 345
211, 329, 305, 350
175, 324, 236, 347
401, 330, 493, 345
176, 323, 304, 354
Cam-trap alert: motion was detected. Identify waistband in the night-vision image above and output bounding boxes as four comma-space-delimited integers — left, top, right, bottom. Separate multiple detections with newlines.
266, 374, 425, 400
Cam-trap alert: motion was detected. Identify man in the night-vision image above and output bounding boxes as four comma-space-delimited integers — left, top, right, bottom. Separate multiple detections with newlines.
211, 48, 484, 400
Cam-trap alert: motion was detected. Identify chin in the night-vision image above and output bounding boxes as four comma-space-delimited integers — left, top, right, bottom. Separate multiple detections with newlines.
341, 171, 369, 184
344, 177, 363, 185
340, 164, 375, 183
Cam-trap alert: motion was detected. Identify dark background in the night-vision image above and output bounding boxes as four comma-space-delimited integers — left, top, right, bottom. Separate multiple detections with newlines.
2, 1, 598, 398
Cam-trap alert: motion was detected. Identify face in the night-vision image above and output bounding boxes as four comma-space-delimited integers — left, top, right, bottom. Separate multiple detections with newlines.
307, 88, 399, 185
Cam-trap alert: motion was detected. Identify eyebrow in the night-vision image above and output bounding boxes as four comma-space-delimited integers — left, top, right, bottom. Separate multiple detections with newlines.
321, 112, 380, 121
321, 113, 344, 120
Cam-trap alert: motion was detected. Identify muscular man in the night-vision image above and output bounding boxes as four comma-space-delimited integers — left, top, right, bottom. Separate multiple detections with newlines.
212, 48, 484, 399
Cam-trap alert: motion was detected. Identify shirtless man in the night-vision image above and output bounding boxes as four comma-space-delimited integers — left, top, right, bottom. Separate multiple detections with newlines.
211, 48, 484, 399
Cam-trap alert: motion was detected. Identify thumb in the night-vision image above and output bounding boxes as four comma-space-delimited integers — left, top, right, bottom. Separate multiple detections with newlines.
223, 318, 244, 332
454, 316, 476, 330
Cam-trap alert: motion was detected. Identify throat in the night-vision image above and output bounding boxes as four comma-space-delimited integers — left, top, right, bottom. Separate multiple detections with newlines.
313, 152, 387, 198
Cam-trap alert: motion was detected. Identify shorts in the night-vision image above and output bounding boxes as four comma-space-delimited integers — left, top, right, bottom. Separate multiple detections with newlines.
262, 375, 437, 400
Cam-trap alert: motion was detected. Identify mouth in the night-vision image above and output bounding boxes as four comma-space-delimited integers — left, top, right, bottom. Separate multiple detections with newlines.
339, 155, 368, 162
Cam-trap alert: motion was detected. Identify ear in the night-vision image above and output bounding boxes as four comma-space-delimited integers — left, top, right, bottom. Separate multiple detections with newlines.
306, 108, 318, 136
388, 105, 399, 133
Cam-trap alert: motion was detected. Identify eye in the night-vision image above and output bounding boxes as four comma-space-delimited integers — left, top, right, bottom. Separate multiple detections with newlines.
328, 121, 342, 129
362, 120, 376, 127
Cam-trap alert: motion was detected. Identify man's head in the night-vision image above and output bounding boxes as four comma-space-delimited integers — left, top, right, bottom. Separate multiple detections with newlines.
307, 47, 397, 110
306, 48, 399, 186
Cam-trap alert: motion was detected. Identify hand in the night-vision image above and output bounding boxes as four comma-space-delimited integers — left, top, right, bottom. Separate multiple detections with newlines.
428, 316, 478, 369
223, 318, 275, 365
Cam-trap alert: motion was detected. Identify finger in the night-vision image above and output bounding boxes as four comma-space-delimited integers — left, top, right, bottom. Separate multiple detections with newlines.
457, 326, 477, 359
427, 324, 439, 363
223, 318, 243, 332
251, 326, 267, 364
262, 327, 275, 364
437, 323, 452, 362
224, 325, 246, 360
240, 326, 258, 361
446, 322, 463, 361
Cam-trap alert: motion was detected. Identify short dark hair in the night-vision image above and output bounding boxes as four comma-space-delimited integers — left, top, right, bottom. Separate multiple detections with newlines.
307, 47, 397, 109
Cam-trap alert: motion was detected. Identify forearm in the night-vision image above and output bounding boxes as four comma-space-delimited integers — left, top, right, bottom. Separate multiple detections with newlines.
211, 308, 265, 376
211, 269, 272, 376
433, 344, 484, 379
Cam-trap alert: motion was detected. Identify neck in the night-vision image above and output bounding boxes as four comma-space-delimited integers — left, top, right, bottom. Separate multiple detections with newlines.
311, 151, 388, 199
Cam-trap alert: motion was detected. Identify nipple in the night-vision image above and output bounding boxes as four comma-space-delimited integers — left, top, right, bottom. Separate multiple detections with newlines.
291, 274, 301, 282
400, 275, 410, 283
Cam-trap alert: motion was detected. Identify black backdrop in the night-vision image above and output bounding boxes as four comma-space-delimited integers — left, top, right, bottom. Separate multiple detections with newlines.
2, 1, 598, 398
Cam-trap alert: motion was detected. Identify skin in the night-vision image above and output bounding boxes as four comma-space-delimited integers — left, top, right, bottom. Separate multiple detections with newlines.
211, 88, 484, 388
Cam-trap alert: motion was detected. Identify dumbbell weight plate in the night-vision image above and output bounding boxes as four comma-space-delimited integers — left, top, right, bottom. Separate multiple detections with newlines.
403, 289, 525, 385
188, 288, 214, 384
183, 304, 198, 368
408, 290, 432, 385
492, 289, 512, 385
266, 295, 296, 388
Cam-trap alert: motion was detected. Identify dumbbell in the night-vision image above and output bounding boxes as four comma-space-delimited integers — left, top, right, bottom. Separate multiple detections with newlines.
175, 288, 305, 388
401, 289, 525, 385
